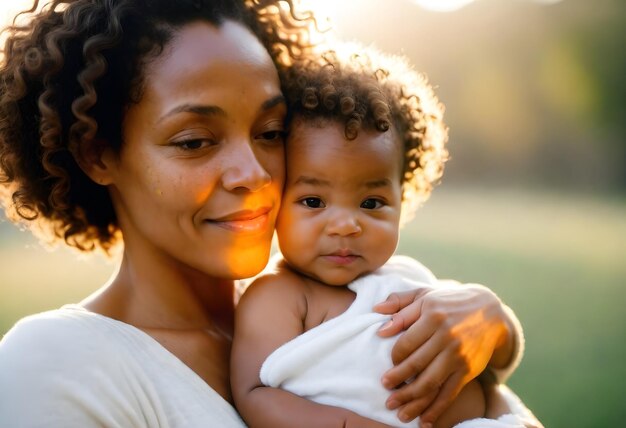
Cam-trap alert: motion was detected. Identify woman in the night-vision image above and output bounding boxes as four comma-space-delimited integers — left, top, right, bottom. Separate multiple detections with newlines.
0, 1, 527, 426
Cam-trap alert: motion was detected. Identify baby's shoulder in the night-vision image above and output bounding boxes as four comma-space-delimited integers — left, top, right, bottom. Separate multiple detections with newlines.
239, 265, 309, 311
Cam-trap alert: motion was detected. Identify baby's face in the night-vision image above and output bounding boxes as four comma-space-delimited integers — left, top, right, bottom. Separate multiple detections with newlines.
276, 120, 403, 285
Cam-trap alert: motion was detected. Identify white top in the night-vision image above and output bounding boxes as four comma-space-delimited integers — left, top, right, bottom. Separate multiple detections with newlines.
260, 256, 525, 427
0, 305, 245, 428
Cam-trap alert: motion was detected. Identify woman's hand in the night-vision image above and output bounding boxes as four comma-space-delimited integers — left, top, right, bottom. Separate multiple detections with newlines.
374, 283, 516, 428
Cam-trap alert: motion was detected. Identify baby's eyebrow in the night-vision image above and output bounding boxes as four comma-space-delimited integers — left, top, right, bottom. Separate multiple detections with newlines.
293, 176, 331, 187
365, 178, 392, 189
293, 176, 392, 188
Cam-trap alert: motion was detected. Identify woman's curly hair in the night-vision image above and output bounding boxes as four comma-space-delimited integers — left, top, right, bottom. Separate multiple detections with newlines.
281, 44, 449, 224
0, 0, 319, 253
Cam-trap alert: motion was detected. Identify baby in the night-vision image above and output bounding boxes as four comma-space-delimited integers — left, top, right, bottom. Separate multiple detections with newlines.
231, 45, 532, 428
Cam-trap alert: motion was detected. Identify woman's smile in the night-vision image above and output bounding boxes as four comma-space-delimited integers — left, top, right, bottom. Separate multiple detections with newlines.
207, 206, 274, 234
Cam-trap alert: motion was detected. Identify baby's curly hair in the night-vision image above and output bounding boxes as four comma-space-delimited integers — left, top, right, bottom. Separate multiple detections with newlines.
281, 44, 448, 223
0, 0, 318, 253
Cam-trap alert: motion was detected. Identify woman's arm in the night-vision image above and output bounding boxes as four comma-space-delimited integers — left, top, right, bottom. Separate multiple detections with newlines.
373, 281, 523, 428
231, 273, 393, 428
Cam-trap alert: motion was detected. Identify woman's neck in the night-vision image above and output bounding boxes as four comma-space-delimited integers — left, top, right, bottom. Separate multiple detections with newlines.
82, 243, 236, 335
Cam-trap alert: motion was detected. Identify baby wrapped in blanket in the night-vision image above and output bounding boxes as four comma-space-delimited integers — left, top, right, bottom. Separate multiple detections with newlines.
259, 257, 538, 428
231, 43, 543, 428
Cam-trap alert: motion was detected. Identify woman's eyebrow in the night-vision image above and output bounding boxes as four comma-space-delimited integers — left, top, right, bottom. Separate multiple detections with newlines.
261, 94, 286, 111
161, 95, 284, 121
161, 104, 226, 120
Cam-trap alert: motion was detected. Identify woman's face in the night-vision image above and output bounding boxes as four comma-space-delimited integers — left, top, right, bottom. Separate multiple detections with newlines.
107, 20, 286, 279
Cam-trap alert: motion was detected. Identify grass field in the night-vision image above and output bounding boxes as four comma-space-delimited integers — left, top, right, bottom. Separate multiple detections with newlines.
1, 187, 625, 427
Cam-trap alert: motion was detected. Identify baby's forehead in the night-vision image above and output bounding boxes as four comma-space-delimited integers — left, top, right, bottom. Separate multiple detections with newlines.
288, 115, 329, 128
285, 118, 404, 184
286, 116, 404, 163
287, 116, 401, 147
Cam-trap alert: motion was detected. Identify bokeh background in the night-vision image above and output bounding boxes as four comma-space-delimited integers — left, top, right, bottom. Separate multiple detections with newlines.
1, 0, 624, 427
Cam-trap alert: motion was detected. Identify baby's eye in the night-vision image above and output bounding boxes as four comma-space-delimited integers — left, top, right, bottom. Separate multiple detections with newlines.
300, 197, 325, 209
360, 198, 385, 210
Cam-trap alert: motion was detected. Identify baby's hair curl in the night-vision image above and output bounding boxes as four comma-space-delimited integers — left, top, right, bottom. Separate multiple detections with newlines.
0, 0, 320, 253
281, 44, 449, 223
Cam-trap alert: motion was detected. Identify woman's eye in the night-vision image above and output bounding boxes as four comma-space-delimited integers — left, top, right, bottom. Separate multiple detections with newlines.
172, 138, 215, 151
361, 198, 384, 210
257, 130, 286, 143
300, 197, 325, 208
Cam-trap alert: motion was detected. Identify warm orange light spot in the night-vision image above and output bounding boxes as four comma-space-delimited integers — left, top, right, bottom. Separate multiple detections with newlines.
221, 193, 277, 280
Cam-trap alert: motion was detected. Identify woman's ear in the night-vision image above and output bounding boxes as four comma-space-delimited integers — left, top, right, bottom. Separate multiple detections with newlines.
74, 138, 117, 186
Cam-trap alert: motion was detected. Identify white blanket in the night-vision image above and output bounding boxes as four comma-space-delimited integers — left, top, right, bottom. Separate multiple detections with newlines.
260, 256, 539, 427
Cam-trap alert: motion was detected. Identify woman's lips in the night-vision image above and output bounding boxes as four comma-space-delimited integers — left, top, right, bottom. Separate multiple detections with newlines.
207, 208, 272, 233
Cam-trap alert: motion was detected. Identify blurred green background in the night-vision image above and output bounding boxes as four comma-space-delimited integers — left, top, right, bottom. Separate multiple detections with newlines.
2, 189, 624, 427
1, 0, 625, 427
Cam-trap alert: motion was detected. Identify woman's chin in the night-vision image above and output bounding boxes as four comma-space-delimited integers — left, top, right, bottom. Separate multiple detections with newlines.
219, 247, 271, 280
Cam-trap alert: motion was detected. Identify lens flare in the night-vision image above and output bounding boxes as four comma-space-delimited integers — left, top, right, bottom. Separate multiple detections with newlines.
410, 0, 564, 12
297, 0, 335, 30
0, 0, 37, 24
410, 0, 475, 12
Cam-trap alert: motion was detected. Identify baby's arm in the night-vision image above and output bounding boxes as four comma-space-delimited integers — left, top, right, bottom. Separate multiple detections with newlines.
231, 272, 393, 428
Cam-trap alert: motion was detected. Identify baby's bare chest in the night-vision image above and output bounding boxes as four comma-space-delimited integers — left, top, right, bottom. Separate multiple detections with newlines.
302, 285, 357, 332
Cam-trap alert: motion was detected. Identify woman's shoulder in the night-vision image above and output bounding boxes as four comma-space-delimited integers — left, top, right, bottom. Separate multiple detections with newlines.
0, 306, 143, 426
0, 306, 247, 427
0, 305, 130, 388
1, 305, 116, 358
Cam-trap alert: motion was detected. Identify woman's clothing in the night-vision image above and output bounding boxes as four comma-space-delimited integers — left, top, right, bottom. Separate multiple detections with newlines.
0, 256, 527, 428
0, 305, 245, 428
261, 255, 529, 428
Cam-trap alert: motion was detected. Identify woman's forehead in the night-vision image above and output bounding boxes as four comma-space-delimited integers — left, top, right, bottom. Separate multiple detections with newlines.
148, 20, 275, 78
130, 20, 281, 120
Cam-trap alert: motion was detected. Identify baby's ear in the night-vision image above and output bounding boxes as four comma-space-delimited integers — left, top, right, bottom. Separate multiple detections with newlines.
73, 138, 117, 186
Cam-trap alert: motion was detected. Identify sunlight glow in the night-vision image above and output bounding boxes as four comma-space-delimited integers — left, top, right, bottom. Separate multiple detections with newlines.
0, 0, 35, 25
410, 0, 565, 12
297, 0, 335, 31
1, 1, 38, 63
410, 0, 475, 12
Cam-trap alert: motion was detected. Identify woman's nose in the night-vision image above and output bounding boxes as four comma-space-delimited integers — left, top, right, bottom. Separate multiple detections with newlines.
221, 141, 272, 192
325, 209, 362, 237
